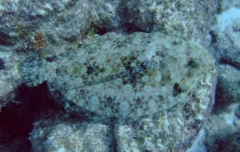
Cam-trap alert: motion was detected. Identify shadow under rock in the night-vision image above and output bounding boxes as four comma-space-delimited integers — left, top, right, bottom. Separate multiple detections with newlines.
0, 82, 65, 152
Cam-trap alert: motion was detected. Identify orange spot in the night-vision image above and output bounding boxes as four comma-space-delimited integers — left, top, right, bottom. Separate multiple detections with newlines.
33, 31, 47, 50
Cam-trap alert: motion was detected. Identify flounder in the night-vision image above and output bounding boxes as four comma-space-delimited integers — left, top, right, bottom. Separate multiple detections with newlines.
18, 32, 215, 122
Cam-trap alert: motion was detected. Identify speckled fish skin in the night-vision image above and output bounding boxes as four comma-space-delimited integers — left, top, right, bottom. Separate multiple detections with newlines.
18, 32, 214, 122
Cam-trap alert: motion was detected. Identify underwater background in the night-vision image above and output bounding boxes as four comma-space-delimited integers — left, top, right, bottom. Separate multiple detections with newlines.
0, 0, 239, 151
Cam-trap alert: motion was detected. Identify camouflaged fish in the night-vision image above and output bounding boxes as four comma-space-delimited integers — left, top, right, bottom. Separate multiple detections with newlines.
18, 32, 215, 122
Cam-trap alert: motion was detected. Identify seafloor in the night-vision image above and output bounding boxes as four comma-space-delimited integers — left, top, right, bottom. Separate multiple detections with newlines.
0, 0, 239, 152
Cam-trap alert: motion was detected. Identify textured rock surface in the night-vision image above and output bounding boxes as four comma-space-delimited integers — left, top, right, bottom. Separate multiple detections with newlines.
0, 47, 23, 108
204, 103, 240, 152
90, 0, 121, 31
18, 32, 216, 123
210, 3, 240, 69
30, 119, 112, 152
217, 0, 240, 13
119, 0, 217, 46
216, 65, 240, 107
0, 0, 91, 55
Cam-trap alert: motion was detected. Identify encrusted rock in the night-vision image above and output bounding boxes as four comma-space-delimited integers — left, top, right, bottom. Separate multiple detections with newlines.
216, 65, 240, 105
118, 0, 217, 46
30, 118, 112, 152
210, 4, 240, 69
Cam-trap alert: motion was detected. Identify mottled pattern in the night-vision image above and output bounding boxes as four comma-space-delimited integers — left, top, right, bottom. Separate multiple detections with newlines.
18, 32, 213, 121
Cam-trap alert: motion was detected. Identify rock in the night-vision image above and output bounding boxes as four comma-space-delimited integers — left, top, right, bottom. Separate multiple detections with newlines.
30, 118, 112, 152
210, 2, 240, 69
118, 0, 217, 46
215, 64, 240, 113
0, 47, 23, 108
0, 0, 91, 55
204, 103, 240, 152
89, 0, 121, 31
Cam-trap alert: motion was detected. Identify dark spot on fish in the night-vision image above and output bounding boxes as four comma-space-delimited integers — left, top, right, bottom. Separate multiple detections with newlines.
188, 58, 199, 68
173, 83, 186, 96
87, 67, 94, 75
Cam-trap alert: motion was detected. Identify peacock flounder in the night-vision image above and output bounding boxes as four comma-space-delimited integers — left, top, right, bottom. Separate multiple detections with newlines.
18, 32, 215, 122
